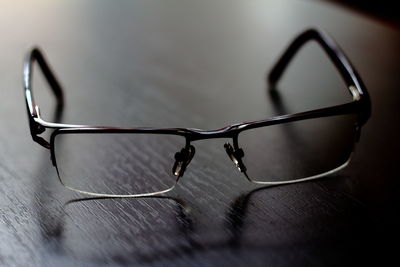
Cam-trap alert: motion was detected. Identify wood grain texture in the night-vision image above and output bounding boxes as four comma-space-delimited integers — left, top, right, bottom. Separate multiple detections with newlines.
1, 0, 399, 266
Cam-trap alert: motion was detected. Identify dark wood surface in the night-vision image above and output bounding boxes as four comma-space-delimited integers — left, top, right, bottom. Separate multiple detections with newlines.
1, 1, 400, 266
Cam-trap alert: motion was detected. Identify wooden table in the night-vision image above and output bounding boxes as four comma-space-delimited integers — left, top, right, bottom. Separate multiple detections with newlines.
1, 1, 399, 266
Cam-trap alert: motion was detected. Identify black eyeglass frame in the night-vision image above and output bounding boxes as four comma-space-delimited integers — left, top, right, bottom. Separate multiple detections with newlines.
23, 28, 371, 197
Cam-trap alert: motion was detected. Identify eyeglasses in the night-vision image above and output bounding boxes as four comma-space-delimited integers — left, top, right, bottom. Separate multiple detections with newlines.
23, 28, 371, 198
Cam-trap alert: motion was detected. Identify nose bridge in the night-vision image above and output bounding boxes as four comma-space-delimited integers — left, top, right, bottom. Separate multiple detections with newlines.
173, 135, 248, 178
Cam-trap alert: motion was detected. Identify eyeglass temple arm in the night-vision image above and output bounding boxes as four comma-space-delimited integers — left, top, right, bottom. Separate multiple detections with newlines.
23, 47, 64, 148
268, 28, 371, 126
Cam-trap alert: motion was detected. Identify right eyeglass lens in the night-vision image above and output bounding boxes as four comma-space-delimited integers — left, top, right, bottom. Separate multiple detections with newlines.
53, 133, 186, 196
238, 114, 357, 183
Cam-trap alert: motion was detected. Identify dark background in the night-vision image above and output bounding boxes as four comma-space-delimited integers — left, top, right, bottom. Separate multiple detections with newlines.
325, 0, 400, 26
0, 1, 399, 266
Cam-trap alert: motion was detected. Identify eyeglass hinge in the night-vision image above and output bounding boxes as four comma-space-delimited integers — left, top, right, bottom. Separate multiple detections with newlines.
349, 85, 361, 101
29, 119, 49, 148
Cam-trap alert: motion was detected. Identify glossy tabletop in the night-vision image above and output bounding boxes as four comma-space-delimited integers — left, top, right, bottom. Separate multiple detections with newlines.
0, 1, 399, 266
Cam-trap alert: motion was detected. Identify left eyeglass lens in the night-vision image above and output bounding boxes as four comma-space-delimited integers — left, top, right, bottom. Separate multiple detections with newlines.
53, 133, 186, 196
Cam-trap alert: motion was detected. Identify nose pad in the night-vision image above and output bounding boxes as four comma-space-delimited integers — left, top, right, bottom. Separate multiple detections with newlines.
172, 145, 195, 177
224, 142, 247, 172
